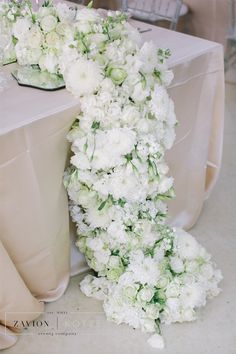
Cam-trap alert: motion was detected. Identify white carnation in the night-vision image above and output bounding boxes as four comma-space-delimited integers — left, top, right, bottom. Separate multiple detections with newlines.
71, 152, 90, 170
65, 59, 102, 97
180, 284, 206, 308
175, 229, 200, 260
86, 238, 104, 251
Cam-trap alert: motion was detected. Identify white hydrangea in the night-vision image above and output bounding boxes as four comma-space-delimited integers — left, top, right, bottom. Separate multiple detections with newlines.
12, 18, 31, 40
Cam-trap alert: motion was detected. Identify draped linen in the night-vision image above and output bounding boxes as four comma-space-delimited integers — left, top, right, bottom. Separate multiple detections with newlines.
0, 21, 224, 349
184, 0, 228, 48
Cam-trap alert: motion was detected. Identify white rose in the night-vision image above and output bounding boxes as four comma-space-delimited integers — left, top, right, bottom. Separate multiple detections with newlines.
145, 304, 160, 320
108, 256, 121, 268
46, 31, 61, 49
122, 284, 138, 300
156, 276, 169, 288
41, 15, 57, 33
138, 287, 155, 302
165, 282, 180, 298
170, 256, 184, 274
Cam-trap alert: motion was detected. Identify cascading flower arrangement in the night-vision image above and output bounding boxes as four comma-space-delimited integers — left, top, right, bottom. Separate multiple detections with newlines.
0, 0, 222, 349
63, 6, 222, 349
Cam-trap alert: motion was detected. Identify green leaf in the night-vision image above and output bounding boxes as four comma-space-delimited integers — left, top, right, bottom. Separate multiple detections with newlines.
12, 36, 18, 45
98, 200, 107, 211
83, 140, 88, 153
118, 198, 126, 207
91, 121, 100, 130
125, 153, 132, 162
87, 1, 93, 9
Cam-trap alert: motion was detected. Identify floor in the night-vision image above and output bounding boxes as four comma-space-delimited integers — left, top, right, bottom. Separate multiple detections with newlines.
3, 83, 236, 354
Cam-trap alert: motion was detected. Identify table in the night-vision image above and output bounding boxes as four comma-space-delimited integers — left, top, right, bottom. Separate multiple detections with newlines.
0, 21, 224, 349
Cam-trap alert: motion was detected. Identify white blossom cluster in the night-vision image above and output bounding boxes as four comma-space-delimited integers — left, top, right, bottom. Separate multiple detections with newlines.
62, 6, 222, 349
1, 1, 222, 349
0, 0, 31, 62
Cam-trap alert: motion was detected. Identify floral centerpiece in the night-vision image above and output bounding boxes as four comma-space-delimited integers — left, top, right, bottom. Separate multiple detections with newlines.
0, 0, 222, 349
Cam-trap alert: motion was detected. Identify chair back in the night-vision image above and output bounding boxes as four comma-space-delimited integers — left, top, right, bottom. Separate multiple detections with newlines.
228, 0, 236, 38
122, 0, 183, 30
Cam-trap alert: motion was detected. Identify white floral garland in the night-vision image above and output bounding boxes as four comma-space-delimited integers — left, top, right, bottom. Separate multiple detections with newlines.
1, 1, 222, 349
